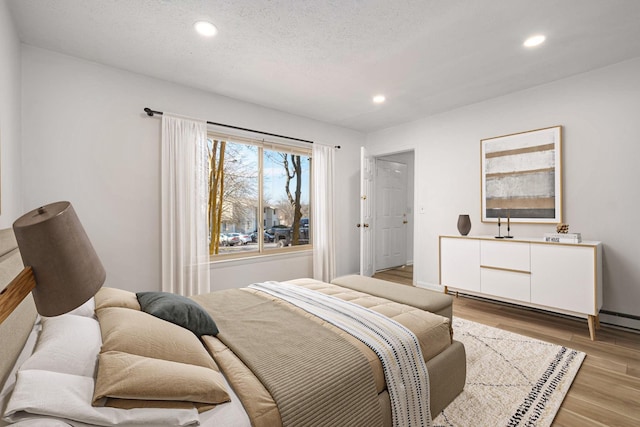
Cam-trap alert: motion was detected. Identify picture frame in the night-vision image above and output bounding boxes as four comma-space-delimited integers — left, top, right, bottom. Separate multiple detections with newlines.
481, 126, 562, 224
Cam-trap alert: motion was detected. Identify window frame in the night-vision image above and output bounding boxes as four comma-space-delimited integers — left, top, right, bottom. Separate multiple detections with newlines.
207, 130, 313, 262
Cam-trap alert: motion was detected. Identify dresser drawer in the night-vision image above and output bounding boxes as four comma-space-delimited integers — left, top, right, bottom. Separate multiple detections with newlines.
480, 240, 530, 272
481, 267, 531, 302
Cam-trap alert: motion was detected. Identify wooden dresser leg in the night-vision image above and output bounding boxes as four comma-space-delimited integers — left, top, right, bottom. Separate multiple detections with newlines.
588, 315, 597, 341
443, 286, 459, 298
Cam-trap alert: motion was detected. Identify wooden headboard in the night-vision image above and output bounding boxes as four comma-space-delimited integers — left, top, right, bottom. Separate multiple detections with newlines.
0, 228, 37, 388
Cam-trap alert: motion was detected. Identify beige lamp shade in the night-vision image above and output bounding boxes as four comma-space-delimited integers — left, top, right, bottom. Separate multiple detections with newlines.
13, 201, 106, 317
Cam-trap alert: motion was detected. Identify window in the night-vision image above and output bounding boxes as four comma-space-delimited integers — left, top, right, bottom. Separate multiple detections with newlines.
207, 133, 312, 258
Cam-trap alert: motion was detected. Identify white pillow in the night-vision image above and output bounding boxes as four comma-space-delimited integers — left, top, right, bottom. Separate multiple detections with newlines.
42, 297, 96, 319
3, 370, 199, 426
41, 297, 96, 319
0, 322, 40, 422
67, 297, 96, 317
5, 419, 73, 426
20, 314, 101, 377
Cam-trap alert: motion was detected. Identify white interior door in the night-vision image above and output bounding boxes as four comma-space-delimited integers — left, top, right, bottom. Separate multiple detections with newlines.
360, 147, 374, 276
375, 160, 408, 270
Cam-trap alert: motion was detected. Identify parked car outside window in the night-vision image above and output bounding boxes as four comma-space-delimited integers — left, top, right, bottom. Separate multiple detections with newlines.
250, 231, 274, 243
226, 233, 242, 246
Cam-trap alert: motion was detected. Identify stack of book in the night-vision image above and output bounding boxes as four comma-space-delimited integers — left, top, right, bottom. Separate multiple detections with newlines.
544, 233, 582, 243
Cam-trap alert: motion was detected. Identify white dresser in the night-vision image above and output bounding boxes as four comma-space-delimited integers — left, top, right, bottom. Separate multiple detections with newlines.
439, 235, 603, 340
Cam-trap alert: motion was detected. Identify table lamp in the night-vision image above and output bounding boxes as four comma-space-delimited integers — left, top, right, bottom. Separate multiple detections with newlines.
0, 201, 105, 322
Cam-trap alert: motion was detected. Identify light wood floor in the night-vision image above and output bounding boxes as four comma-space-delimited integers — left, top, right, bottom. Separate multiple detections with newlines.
374, 264, 413, 284
373, 267, 640, 427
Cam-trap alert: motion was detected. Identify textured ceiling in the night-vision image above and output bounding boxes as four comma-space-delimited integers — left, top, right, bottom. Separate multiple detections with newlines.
7, 0, 640, 132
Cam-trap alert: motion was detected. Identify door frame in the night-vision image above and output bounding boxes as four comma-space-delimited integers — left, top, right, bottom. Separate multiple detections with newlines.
361, 146, 416, 279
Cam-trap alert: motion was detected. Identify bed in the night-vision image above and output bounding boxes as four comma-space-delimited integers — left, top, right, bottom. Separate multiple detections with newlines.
0, 227, 466, 427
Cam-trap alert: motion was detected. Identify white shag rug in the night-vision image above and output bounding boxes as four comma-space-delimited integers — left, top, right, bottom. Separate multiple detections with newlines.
433, 317, 585, 427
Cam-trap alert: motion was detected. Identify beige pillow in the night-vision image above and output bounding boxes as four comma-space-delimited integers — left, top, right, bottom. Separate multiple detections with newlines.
94, 287, 141, 311
93, 351, 229, 411
96, 307, 218, 371
104, 399, 214, 412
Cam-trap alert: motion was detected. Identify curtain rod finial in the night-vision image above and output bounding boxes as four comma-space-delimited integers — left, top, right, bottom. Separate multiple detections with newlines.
144, 107, 154, 117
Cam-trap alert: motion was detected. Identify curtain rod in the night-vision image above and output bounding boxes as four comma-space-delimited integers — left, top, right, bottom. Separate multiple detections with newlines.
144, 107, 337, 148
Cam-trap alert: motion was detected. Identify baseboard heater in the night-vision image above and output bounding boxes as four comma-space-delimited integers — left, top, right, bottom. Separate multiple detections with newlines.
600, 309, 640, 321
599, 310, 640, 333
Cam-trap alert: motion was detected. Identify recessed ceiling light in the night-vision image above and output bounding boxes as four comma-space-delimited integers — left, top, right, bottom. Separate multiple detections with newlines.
373, 95, 386, 104
523, 34, 546, 47
194, 21, 218, 37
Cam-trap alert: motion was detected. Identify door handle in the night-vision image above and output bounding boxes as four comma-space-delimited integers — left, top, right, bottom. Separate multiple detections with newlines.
403, 220, 408, 224
363, 223, 369, 228
356, 223, 361, 228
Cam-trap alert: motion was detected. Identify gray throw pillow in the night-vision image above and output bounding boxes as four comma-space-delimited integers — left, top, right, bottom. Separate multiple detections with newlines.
136, 292, 219, 337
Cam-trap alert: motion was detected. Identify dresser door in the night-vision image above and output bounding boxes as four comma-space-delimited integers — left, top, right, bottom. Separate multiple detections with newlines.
530, 243, 597, 315
440, 237, 480, 292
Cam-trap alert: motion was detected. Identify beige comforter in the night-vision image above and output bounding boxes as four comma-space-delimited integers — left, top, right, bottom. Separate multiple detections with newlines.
195, 279, 452, 427
195, 287, 383, 427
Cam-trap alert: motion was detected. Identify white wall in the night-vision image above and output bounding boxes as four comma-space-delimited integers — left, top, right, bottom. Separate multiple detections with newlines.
0, 2, 23, 227
366, 58, 640, 327
21, 46, 364, 292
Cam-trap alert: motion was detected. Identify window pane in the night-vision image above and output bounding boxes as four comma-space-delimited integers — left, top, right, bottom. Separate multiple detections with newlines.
208, 139, 259, 255
263, 149, 311, 250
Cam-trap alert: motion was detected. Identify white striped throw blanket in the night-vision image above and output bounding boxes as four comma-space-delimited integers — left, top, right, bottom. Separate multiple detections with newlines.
249, 281, 432, 427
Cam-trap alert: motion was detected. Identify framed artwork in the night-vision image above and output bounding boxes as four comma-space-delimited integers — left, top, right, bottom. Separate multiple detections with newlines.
481, 126, 562, 224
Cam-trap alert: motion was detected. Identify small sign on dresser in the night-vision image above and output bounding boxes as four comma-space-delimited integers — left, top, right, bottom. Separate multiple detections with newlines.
544, 233, 582, 243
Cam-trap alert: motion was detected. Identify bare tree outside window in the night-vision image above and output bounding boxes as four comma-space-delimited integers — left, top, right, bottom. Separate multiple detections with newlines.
283, 153, 302, 245
207, 139, 225, 254
207, 139, 257, 254
264, 150, 310, 248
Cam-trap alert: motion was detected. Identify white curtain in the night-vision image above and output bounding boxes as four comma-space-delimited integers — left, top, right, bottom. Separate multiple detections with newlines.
161, 113, 210, 296
312, 144, 336, 282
